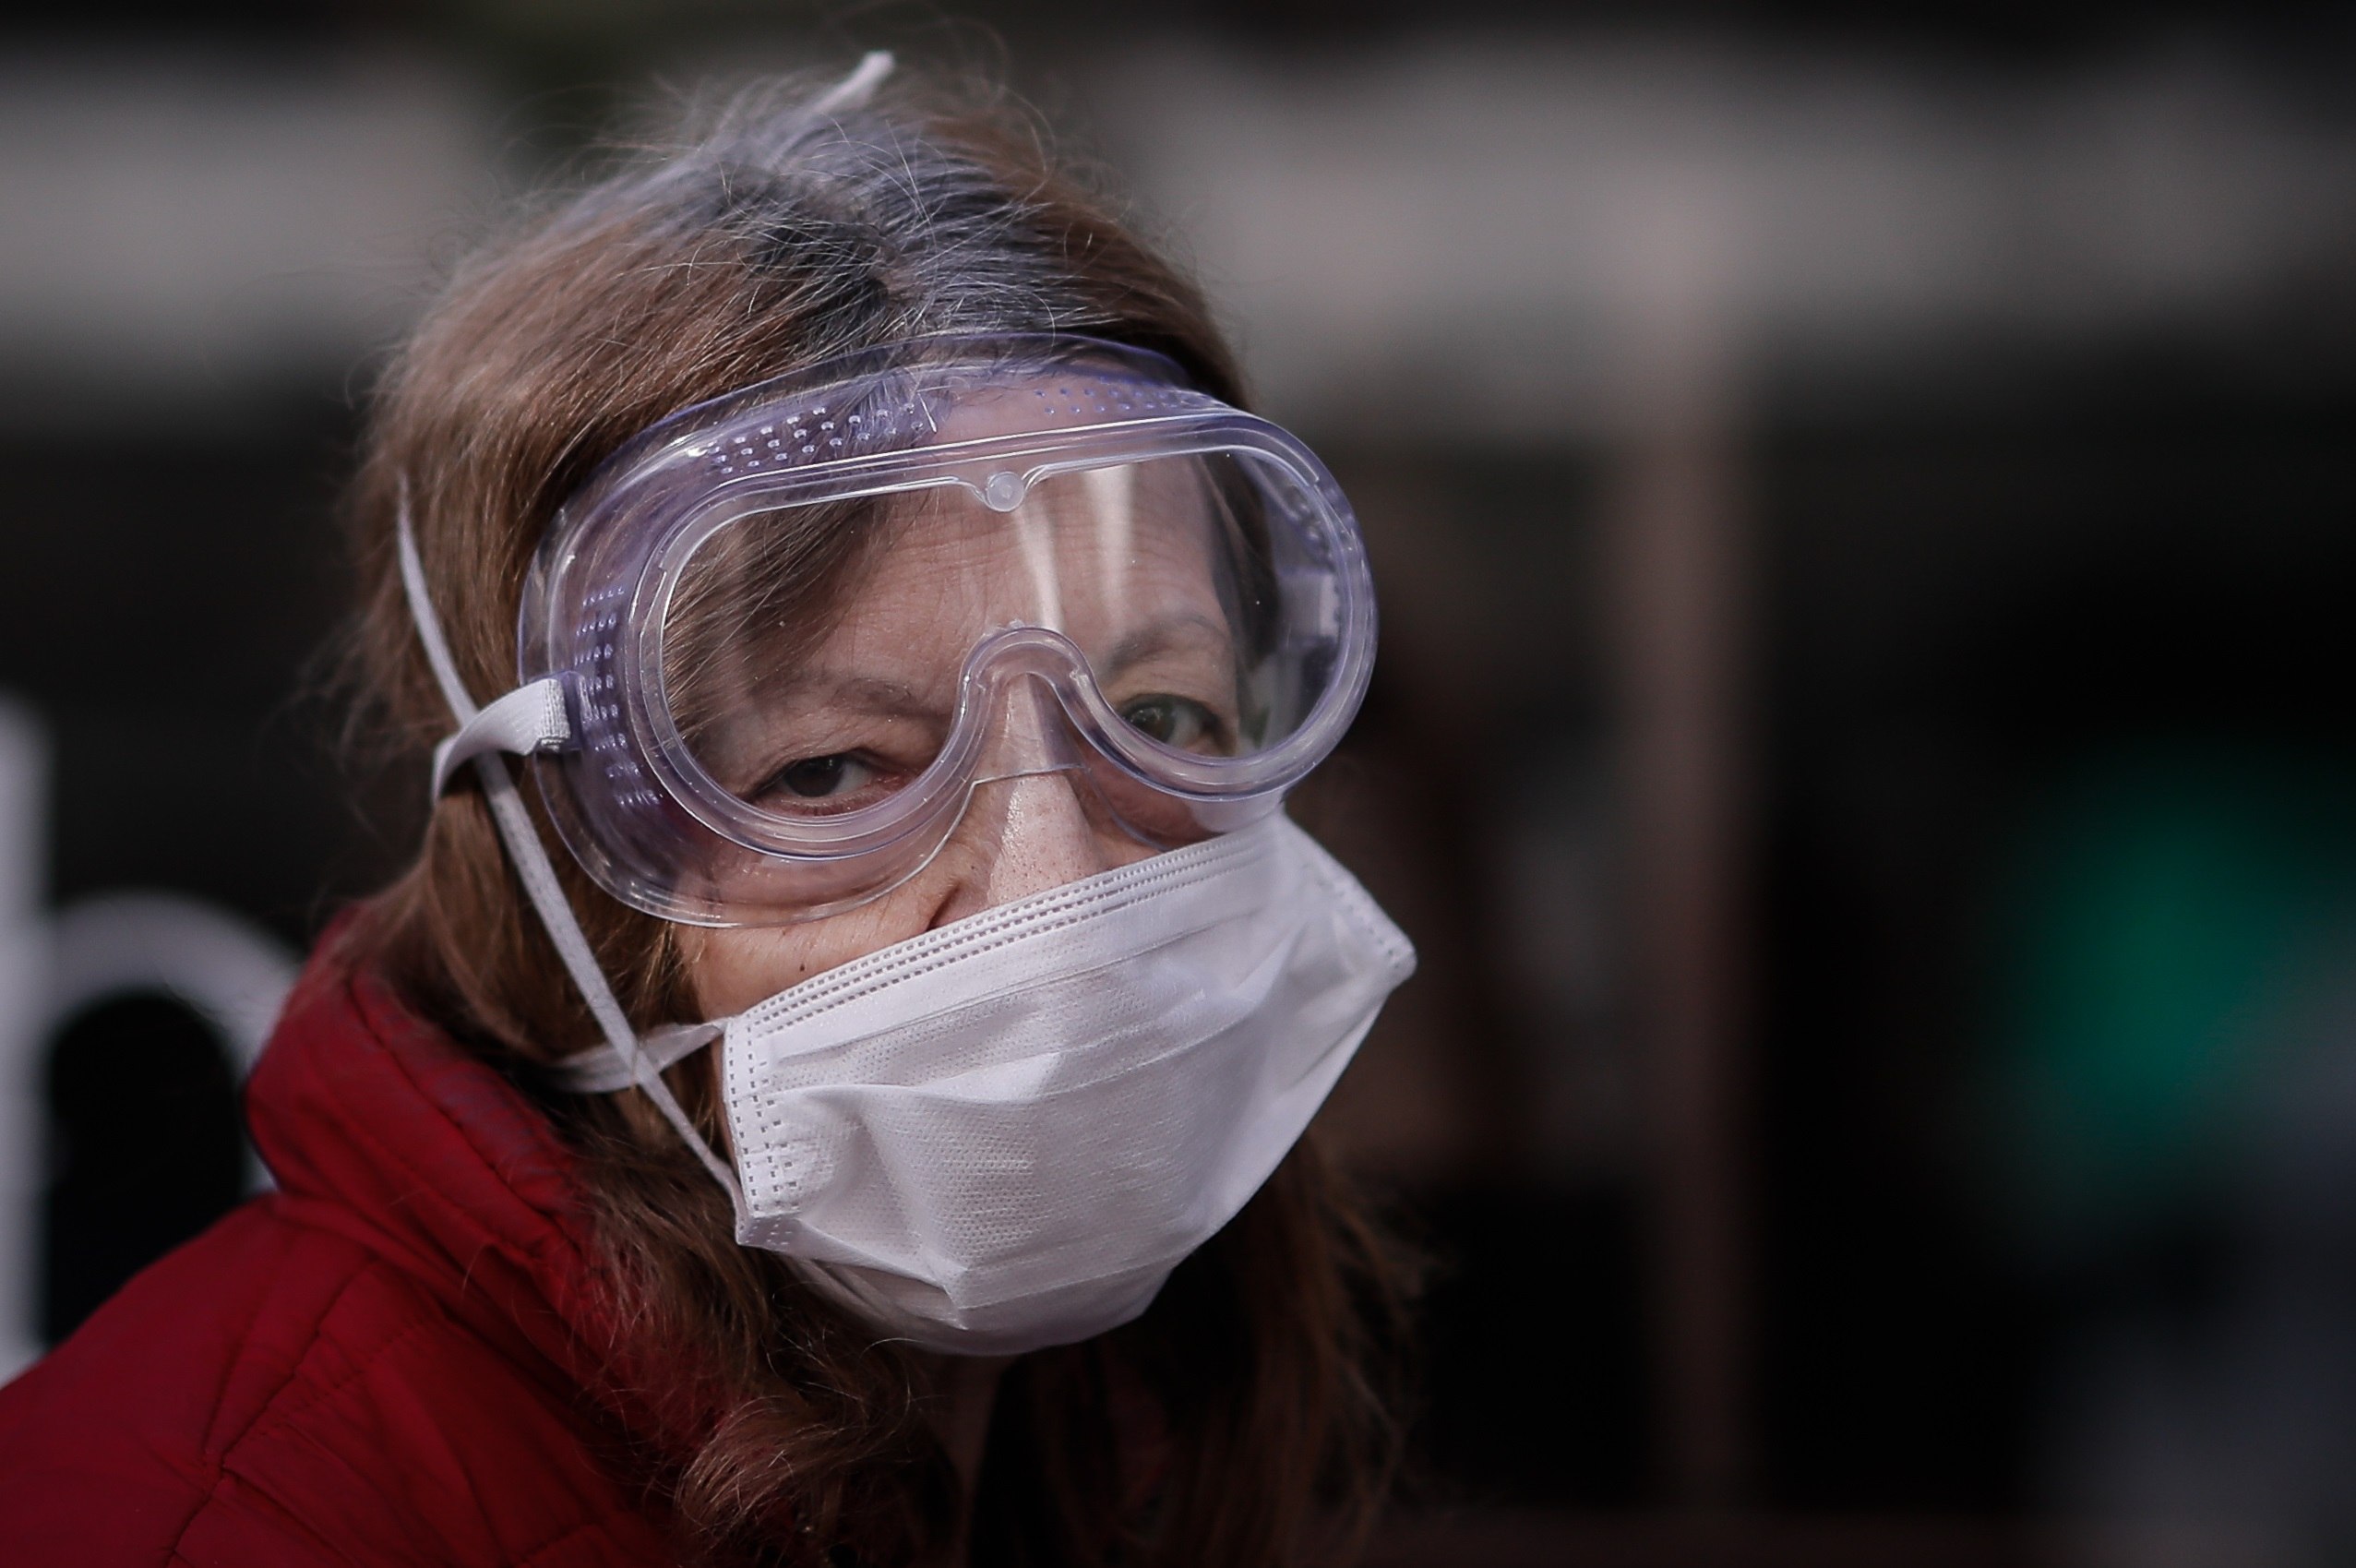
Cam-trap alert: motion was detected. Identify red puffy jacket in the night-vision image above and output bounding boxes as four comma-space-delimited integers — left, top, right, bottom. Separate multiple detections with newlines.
0, 947, 696, 1565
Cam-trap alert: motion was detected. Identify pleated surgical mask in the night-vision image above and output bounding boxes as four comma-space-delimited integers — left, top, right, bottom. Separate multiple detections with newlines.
552, 812, 1415, 1354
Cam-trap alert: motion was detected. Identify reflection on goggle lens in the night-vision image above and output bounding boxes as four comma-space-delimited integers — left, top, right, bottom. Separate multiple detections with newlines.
662, 453, 1297, 826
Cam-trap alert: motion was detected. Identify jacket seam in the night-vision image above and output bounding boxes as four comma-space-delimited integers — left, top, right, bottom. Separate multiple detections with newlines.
126, 959, 645, 1568
509, 1508, 641, 1567
317, 1026, 595, 1402
158, 1257, 415, 1566
343, 972, 599, 1294
160, 1470, 373, 1568
227, 1309, 445, 1454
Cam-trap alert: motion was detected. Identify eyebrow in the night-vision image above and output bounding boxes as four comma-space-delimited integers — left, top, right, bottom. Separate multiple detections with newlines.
716, 613, 1235, 723
1096, 614, 1237, 681
747, 673, 944, 722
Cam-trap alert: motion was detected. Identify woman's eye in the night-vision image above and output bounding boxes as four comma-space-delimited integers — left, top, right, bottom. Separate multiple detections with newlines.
769, 753, 877, 800
1119, 695, 1222, 752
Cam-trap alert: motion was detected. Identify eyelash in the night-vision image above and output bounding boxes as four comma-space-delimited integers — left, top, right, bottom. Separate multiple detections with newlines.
1118, 693, 1231, 754
750, 746, 909, 810
742, 679, 1238, 810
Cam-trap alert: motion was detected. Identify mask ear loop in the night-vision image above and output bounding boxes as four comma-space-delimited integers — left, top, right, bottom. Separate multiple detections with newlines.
394, 481, 746, 1206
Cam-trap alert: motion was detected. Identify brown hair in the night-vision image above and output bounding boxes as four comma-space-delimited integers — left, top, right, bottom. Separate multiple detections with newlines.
337, 67, 1414, 1568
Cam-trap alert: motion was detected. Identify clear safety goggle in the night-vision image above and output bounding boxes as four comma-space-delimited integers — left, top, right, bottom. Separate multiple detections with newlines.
437, 336, 1377, 926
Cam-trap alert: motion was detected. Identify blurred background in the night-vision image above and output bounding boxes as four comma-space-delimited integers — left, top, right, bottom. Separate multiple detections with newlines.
4, 2, 2356, 1563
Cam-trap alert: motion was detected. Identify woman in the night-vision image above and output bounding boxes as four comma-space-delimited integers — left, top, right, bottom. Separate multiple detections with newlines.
0, 56, 1417, 1568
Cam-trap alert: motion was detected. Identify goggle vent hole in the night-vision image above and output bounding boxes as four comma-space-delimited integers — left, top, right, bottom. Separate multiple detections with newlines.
981, 470, 1026, 512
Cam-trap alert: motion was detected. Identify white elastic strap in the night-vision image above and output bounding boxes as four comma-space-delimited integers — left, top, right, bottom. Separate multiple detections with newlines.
395, 485, 744, 1204
550, 1021, 721, 1095
429, 677, 569, 800
808, 51, 893, 116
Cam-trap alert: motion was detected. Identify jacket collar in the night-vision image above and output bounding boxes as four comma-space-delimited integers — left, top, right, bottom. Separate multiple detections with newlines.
244, 936, 702, 1458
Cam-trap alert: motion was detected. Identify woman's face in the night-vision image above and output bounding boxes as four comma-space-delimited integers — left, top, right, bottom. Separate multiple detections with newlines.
676, 456, 1245, 1017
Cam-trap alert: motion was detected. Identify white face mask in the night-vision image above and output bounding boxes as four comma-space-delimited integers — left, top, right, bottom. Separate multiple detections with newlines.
559, 814, 1414, 1355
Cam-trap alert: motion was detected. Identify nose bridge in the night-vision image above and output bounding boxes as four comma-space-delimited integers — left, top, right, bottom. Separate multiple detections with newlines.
936, 631, 1120, 916
961, 764, 1106, 912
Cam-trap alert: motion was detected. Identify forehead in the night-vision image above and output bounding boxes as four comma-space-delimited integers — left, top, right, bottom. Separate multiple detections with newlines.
812, 460, 1228, 669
